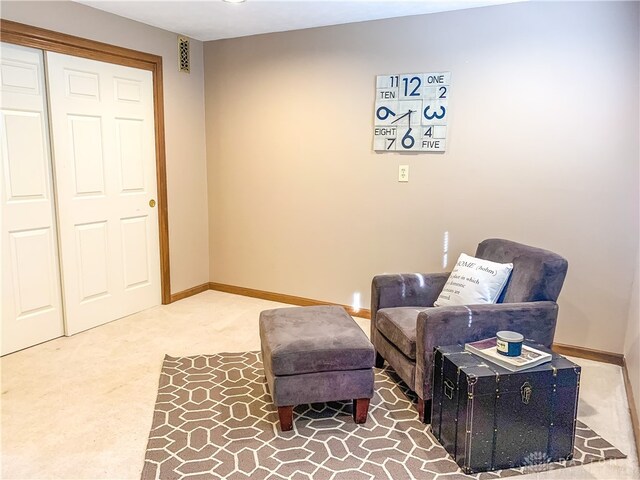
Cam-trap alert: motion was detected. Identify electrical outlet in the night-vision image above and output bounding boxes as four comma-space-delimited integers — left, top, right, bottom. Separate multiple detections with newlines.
398, 165, 409, 182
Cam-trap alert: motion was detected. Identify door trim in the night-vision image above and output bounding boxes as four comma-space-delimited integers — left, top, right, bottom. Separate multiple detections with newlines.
0, 19, 171, 304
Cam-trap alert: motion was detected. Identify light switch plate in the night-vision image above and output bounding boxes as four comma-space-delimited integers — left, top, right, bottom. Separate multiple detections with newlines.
398, 165, 409, 182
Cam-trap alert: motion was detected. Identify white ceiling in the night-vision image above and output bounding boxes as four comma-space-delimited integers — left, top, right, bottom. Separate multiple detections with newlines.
73, 0, 520, 41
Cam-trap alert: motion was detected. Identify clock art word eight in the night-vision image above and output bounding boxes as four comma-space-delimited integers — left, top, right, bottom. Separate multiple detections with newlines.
373, 72, 451, 152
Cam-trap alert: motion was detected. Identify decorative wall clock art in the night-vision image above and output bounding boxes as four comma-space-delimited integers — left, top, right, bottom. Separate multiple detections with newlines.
373, 72, 450, 152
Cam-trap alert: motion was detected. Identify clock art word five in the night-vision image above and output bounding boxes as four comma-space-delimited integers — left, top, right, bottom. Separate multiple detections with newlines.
373, 72, 451, 152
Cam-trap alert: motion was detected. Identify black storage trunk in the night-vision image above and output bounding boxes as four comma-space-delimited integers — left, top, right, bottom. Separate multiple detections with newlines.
430, 344, 581, 474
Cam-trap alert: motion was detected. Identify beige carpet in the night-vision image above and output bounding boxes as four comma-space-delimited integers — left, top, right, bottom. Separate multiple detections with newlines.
142, 352, 625, 480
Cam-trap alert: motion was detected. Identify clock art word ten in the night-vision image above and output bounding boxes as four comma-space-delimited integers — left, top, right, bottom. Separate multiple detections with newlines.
373, 72, 451, 152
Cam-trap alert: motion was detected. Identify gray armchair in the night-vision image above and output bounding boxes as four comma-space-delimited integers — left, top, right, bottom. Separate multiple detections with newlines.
370, 238, 568, 423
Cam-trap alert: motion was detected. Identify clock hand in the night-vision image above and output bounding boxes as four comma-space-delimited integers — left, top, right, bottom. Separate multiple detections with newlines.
392, 109, 416, 125
391, 110, 411, 124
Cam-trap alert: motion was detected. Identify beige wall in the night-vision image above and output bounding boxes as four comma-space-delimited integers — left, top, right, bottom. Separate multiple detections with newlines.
624, 258, 639, 430
1, 0, 210, 295
205, 1, 639, 353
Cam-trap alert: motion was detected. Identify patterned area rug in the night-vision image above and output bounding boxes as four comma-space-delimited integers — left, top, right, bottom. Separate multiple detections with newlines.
142, 352, 625, 480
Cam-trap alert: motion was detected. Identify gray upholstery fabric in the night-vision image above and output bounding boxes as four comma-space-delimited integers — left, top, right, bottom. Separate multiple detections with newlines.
260, 305, 375, 407
374, 332, 416, 388
370, 272, 449, 312
370, 273, 449, 346
415, 301, 558, 400
259, 305, 374, 376
265, 365, 374, 406
370, 239, 568, 407
377, 307, 426, 360
475, 238, 568, 303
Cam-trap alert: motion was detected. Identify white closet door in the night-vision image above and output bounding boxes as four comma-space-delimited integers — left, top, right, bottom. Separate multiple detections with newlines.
46, 52, 160, 335
0, 43, 65, 354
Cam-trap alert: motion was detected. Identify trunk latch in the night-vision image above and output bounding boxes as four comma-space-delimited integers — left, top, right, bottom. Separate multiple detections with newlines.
521, 381, 532, 404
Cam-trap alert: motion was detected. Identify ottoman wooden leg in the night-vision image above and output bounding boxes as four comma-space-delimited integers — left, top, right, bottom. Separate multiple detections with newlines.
353, 398, 370, 424
278, 406, 294, 431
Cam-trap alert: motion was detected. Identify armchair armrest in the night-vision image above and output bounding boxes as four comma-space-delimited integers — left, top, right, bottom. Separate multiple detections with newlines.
370, 272, 449, 342
371, 272, 449, 312
414, 301, 559, 400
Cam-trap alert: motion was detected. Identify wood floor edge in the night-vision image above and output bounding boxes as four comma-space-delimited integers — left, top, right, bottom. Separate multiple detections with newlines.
552, 342, 624, 366
208, 282, 371, 319
169, 283, 210, 303
623, 358, 640, 466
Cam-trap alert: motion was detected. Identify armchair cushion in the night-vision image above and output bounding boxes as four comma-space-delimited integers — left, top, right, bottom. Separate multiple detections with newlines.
377, 307, 426, 360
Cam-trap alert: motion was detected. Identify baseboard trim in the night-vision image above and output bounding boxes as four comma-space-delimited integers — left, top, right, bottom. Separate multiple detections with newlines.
208, 282, 371, 319
174, 283, 624, 368
552, 342, 624, 366
169, 283, 210, 303
623, 358, 640, 465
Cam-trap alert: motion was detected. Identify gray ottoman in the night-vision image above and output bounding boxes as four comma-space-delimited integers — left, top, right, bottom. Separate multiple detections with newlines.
259, 305, 375, 431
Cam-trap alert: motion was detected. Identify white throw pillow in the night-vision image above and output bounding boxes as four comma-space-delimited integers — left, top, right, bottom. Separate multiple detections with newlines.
434, 253, 513, 307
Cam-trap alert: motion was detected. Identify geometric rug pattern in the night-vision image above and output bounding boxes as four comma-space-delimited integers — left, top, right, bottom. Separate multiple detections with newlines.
141, 352, 625, 480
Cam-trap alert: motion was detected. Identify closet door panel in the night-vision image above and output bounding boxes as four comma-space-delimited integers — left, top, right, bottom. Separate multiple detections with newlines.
68, 115, 106, 195
3, 112, 47, 199
46, 52, 160, 335
75, 220, 111, 302
0, 43, 64, 355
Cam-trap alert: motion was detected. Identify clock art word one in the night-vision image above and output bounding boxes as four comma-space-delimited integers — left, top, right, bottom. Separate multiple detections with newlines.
373, 72, 451, 152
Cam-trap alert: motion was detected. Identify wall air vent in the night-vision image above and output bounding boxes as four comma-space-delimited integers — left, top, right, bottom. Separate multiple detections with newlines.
178, 36, 190, 73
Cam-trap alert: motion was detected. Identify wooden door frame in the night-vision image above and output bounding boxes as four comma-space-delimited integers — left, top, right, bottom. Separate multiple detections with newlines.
0, 19, 171, 304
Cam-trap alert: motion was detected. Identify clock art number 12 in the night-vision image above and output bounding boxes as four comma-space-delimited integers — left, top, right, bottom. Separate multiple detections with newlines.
388, 75, 422, 97
402, 76, 421, 97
